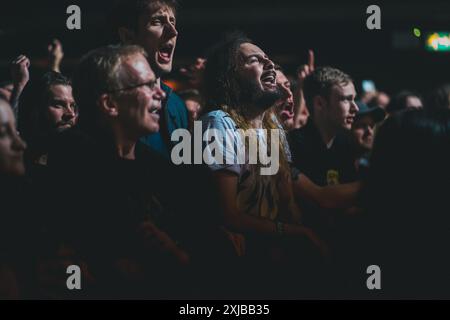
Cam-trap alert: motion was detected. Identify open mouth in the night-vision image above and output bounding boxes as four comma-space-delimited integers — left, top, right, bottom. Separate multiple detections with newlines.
261, 71, 276, 88
346, 116, 355, 124
148, 103, 161, 118
280, 110, 295, 120
158, 43, 174, 64
58, 121, 75, 129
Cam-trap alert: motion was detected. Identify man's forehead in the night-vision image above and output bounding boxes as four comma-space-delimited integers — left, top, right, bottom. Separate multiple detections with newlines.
239, 43, 266, 57
121, 54, 154, 82
143, 4, 175, 18
332, 82, 356, 95
48, 85, 74, 101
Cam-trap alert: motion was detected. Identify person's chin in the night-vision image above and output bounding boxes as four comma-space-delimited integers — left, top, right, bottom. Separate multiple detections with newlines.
145, 124, 160, 134
342, 123, 352, 131
156, 61, 173, 75
363, 142, 373, 150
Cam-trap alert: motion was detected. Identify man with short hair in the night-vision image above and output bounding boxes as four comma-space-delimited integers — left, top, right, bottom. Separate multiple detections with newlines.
47, 45, 192, 298
110, 0, 188, 158
289, 66, 359, 187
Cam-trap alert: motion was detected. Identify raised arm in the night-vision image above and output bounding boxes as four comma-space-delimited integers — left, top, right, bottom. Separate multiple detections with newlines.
9, 55, 30, 120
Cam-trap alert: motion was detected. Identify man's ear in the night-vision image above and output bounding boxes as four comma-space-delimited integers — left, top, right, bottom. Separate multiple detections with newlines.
118, 27, 136, 44
313, 95, 327, 114
98, 94, 119, 117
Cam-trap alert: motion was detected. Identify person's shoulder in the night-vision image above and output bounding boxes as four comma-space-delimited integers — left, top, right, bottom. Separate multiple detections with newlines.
162, 83, 187, 109
50, 127, 91, 156
48, 128, 97, 169
288, 124, 310, 144
162, 82, 188, 126
335, 131, 355, 152
136, 140, 172, 166
199, 110, 236, 130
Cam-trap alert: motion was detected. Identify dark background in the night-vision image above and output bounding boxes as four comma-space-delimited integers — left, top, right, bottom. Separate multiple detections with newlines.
1, 0, 449, 95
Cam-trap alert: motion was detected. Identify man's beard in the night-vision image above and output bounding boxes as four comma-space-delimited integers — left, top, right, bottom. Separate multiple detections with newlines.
238, 78, 282, 112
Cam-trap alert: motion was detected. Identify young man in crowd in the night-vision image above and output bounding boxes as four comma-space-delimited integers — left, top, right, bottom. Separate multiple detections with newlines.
45, 45, 192, 298
18, 71, 77, 169
289, 66, 360, 187
274, 65, 309, 131
351, 101, 385, 177
201, 33, 329, 297
110, 0, 188, 158
45, 44, 237, 298
287, 67, 362, 273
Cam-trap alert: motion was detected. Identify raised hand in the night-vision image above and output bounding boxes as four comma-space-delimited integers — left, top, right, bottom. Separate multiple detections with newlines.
10, 55, 30, 89
297, 49, 315, 87
293, 50, 315, 129
48, 39, 64, 72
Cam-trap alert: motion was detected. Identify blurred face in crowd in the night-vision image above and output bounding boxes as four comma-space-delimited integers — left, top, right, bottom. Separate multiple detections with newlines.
275, 69, 294, 130
46, 85, 78, 133
352, 115, 376, 151
112, 53, 165, 138
185, 99, 201, 121
375, 92, 390, 109
320, 82, 358, 131
236, 43, 281, 111
405, 96, 423, 109
0, 99, 26, 176
128, 4, 178, 78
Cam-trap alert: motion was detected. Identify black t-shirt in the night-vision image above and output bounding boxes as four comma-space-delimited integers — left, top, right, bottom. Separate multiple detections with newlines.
45, 128, 231, 297
288, 122, 358, 186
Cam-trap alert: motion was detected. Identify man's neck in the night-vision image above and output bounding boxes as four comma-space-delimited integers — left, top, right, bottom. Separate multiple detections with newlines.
313, 116, 337, 148
241, 104, 265, 129
116, 139, 136, 160
248, 112, 265, 129
113, 128, 137, 160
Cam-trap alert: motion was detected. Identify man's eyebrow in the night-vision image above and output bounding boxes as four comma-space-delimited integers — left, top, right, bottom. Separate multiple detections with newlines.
246, 53, 265, 59
151, 13, 176, 21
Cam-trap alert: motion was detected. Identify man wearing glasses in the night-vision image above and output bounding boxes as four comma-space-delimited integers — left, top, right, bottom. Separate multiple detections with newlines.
43, 45, 192, 298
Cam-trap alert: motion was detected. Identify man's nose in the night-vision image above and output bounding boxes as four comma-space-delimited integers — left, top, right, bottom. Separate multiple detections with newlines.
154, 86, 166, 100
63, 105, 76, 118
351, 100, 359, 113
12, 132, 26, 152
164, 22, 178, 38
263, 58, 275, 70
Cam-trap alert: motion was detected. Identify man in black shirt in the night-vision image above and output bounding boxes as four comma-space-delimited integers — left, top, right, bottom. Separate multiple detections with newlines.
289, 66, 359, 186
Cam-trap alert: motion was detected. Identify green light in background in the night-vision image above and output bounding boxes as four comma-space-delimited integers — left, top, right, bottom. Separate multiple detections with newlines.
413, 28, 421, 37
